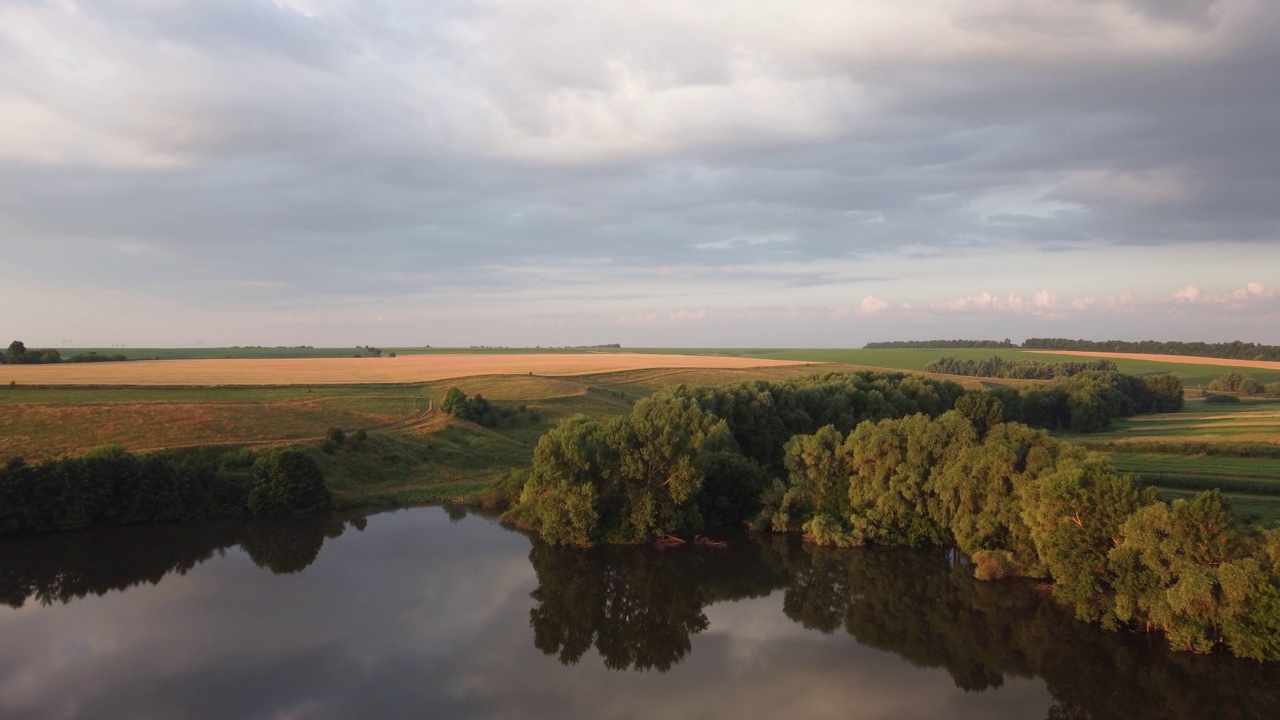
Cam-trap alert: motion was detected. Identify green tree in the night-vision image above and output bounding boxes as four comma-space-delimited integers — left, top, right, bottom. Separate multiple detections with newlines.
1208, 372, 1262, 395
954, 392, 1004, 438
6, 341, 27, 364
247, 447, 331, 516
1021, 458, 1154, 624
441, 387, 469, 416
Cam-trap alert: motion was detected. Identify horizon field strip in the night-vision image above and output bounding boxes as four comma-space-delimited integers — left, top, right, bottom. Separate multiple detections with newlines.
45, 346, 1280, 386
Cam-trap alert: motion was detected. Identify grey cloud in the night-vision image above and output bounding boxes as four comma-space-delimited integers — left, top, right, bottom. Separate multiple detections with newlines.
2, 1, 1278, 343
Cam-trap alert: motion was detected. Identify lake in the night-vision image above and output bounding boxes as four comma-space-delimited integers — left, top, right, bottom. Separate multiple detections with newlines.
1, 507, 1276, 719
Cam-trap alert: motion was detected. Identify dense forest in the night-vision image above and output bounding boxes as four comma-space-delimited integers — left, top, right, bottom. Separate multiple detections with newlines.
0, 445, 331, 535
924, 355, 1117, 379
503, 369, 1280, 660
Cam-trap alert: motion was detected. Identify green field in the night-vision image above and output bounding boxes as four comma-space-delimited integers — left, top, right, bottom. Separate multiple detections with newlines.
1074, 399, 1280, 523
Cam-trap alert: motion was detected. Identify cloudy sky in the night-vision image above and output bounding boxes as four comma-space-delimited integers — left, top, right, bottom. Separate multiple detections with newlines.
3, 0, 1278, 348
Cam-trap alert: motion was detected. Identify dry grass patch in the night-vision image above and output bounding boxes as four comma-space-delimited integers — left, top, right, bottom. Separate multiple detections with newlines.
0, 400, 409, 462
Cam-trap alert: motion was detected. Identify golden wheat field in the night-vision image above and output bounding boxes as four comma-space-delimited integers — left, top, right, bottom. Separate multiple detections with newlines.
1024, 350, 1280, 371
0, 353, 812, 386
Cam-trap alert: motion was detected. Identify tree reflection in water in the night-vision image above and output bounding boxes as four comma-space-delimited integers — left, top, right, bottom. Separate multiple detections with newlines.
0, 514, 357, 608
527, 537, 788, 671
528, 533, 1280, 720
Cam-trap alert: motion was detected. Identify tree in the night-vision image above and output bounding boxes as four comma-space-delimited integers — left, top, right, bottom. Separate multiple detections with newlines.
247, 447, 331, 516
1207, 372, 1262, 395
441, 387, 469, 416
6, 341, 26, 364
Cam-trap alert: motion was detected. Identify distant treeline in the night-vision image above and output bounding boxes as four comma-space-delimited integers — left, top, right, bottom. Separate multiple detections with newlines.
924, 355, 1117, 379
865, 339, 1015, 349
865, 337, 1280, 361
1024, 338, 1280, 361
2, 341, 126, 365
0, 446, 331, 536
498, 369, 1280, 660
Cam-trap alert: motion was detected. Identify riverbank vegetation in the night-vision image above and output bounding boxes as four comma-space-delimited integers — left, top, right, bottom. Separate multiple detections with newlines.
503, 369, 1280, 660
0, 445, 330, 535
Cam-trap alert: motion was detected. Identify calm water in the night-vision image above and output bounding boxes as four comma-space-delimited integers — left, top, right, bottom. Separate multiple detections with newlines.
1, 508, 1276, 719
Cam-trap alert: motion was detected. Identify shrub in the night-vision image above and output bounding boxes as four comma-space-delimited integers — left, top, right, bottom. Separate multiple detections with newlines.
247, 448, 331, 516
325, 427, 346, 445
1203, 393, 1241, 404
1207, 372, 1262, 394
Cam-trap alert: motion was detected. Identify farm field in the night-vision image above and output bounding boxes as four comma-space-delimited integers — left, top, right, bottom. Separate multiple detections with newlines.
0, 362, 830, 505
19, 346, 1280, 387
5, 347, 1278, 513
627, 347, 1280, 387
0, 352, 810, 386
1078, 399, 1280, 522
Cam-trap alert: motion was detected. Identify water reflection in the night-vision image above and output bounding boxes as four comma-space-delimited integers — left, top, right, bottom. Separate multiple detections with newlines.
0, 514, 355, 608
527, 537, 788, 671
0, 510, 1277, 720
527, 533, 1280, 720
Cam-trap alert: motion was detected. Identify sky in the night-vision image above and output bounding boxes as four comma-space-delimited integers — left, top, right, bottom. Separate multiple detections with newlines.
2, 0, 1278, 348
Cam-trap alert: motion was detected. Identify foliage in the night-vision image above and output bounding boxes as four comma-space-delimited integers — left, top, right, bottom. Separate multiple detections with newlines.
509, 371, 967, 545
247, 447, 332, 516
864, 339, 1016, 349
3, 341, 65, 365
0, 447, 260, 534
1015, 371, 1183, 432
1204, 393, 1242, 404
440, 386, 520, 427
1208, 372, 1263, 394
508, 365, 1280, 659
925, 355, 1117, 379
1023, 338, 1280, 362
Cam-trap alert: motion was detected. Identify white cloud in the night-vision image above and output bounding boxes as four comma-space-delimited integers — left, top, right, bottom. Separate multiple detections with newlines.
858, 295, 889, 314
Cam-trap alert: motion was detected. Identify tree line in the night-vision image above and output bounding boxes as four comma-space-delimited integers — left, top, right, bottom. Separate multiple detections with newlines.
501, 369, 1280, 660
865, 339, 1015, 349
864, 337, 1280, 361
1206, 371, 1280, 397
924, 354, 1117, 379
1023, 338, 1280, 361
2, 341, 126, 364
0, 445, 331, 535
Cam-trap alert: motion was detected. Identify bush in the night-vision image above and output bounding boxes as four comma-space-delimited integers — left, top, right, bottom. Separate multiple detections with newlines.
325, 427, 346, 445
1207, 372, 1262, 394
1203, 393, 1241, 404
247, 448, 331, 516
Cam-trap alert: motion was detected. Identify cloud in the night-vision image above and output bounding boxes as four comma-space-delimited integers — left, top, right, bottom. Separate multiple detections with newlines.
1, 1, 1279, 345
858, 295, 890, 315
1173, 281, 1274, 305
